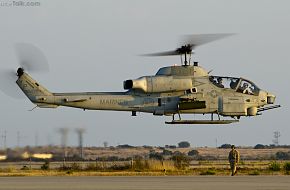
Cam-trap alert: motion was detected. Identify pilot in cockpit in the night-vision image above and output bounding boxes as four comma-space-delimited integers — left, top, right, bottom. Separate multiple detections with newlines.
230, 79, 238, 89
240, 83, 253, 95
217, 77, 224, 88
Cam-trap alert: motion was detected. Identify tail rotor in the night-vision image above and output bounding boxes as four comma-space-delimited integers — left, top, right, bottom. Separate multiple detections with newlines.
0, 43, 49, 99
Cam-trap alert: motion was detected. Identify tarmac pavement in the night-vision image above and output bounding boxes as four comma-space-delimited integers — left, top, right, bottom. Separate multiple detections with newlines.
0, 176, 290, 190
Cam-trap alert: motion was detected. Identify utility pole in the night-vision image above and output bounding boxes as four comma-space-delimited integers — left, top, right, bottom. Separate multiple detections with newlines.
46, 134, 52, 146
215, 138, 217, 148
59, 128, 69, 160
17, 131, 20, 148
35, 131, 39, 147
273, 131, 281, 146
103, 141, 108, 148
75, 128, 85, 160
16, 131, 27, 148
1, 130, 7, 150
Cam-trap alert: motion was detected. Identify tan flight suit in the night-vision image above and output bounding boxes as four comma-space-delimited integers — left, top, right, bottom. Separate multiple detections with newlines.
228, 148, 240, 176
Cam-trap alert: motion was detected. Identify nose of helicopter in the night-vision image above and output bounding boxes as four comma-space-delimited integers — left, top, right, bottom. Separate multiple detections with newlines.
267, 92, 276, 104
259, 90, 276, 105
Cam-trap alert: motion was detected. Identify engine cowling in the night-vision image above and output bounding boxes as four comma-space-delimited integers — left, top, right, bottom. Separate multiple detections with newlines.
124, 76, 192, 93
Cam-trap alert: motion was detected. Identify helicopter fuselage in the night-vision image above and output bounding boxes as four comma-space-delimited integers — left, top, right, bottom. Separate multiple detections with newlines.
16, 65, 278, 123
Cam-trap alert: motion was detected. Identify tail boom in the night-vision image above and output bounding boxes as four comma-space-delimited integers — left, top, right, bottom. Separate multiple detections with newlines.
16, 71, 141, 111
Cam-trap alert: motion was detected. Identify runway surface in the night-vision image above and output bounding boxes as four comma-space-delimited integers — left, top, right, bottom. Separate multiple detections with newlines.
0, 176, 290, 190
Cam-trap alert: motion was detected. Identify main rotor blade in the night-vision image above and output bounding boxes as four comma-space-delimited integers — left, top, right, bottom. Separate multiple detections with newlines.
14, 43, 49, 73
180, 33, 235, 48
141, 50, 181, 56
142, 33, 235, 57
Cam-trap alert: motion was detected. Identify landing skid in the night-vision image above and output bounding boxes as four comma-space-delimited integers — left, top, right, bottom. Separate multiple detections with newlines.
165, 120, 239, 124
166, 112, 239, 124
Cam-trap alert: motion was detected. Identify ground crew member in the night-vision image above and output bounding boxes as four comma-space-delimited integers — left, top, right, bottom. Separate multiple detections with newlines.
228, 145, 240, 176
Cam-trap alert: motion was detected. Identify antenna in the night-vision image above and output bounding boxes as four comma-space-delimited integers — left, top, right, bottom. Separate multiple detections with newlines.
75, 128, 85, 159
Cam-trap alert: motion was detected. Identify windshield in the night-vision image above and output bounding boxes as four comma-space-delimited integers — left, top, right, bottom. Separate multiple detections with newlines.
209, 76, 240, 89
236, 79, 260, 95
209, 76, 260, 95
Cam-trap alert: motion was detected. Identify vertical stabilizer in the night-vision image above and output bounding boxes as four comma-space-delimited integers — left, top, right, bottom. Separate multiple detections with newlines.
16, 68, 52, 103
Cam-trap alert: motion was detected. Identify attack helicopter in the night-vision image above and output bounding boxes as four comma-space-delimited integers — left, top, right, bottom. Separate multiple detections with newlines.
0, 34, 280, 124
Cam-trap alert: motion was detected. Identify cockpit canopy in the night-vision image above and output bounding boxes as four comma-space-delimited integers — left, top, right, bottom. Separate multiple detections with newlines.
209, 76, 260, 95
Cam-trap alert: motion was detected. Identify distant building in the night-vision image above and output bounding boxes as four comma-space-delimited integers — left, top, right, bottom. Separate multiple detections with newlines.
0, 155, 7, 160
32, 153, 53, 159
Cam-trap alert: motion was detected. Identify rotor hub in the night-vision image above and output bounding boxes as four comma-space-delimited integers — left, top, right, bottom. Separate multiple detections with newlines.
17, 67, 24, 77
177, 44, 193, 66
176, 44, 193, 54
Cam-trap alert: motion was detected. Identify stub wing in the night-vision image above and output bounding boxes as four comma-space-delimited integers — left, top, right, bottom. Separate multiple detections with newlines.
63, 98, 87, 103
257, 105, 281, 113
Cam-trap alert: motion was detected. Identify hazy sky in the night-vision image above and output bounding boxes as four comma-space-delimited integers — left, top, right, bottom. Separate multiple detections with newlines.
0, 0, 289, 148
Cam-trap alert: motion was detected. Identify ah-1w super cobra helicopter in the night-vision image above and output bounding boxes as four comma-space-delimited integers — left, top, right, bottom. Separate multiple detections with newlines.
1, 34, 281, 124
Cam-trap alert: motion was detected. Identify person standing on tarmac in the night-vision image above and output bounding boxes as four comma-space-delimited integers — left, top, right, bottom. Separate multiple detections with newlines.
228, 145, 240, 176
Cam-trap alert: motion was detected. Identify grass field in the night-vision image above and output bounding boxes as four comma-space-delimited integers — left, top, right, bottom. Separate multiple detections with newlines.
1, 147, 289, 176
0, 160, 289, 176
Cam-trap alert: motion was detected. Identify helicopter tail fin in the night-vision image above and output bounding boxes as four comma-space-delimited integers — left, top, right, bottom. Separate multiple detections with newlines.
16, 71, 53, 104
